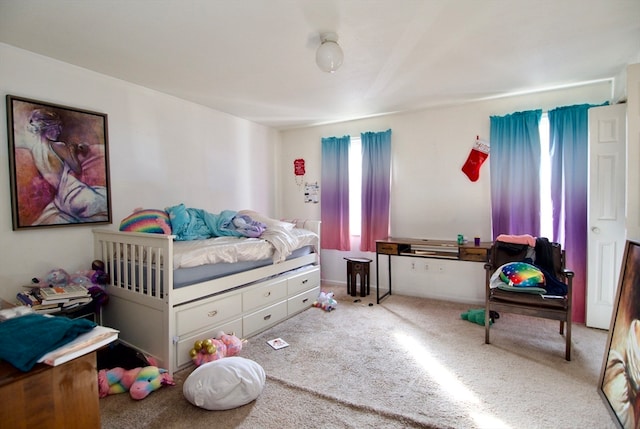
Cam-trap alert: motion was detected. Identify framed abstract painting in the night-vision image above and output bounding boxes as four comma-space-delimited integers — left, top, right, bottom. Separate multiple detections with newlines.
6, 95, 112, 230
599, 240, 640, 428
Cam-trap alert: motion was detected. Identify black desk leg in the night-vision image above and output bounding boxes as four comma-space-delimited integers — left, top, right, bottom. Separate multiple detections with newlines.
376, 252, 380, 303
376, 253, 392, 304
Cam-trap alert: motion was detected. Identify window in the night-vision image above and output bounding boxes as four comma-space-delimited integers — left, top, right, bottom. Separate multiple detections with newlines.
321, 129, 391, 251
539, 114, 553, 238
349, 136, 362, 235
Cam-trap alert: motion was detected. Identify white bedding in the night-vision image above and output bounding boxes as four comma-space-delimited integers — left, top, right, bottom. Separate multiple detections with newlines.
172, 228, 318, 269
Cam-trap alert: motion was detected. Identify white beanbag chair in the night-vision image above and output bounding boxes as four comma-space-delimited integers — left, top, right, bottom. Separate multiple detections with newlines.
183, 356, 266, 410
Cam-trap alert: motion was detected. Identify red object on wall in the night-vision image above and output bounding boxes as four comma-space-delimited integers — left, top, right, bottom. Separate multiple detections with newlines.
294, 158, 306, 176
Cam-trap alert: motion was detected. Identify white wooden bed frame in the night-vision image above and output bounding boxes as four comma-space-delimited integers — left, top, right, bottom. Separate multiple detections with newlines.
93, 220, 320, 374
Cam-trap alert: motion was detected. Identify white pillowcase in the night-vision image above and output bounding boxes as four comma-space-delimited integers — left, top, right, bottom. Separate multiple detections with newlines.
183, 357, 266, 410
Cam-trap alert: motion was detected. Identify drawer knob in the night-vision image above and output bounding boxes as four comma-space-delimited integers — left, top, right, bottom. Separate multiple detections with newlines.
263, 314, 272, 321
207, 310, 218, 317
302, 298, 309, 303
264, 291, 271, 297
302, 279, 308, 284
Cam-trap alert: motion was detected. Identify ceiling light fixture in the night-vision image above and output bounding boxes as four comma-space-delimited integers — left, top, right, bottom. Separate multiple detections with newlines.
316, 32, 343, 73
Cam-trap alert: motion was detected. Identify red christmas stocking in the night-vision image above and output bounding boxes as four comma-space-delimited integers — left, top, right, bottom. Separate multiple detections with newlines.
462, 138, 490, 182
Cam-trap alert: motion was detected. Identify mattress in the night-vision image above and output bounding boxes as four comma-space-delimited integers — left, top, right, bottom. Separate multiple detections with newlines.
172, 227, 318, 268
174, 245, 314, 288
113, 227, 319, 291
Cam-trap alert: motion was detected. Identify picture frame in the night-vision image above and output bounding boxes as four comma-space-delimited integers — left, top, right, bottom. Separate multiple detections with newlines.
6, 95, 112, 230
599, 240, 640, 428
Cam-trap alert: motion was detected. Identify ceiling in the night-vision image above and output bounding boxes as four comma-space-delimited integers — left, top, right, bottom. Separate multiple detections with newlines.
1, 0, 639, 130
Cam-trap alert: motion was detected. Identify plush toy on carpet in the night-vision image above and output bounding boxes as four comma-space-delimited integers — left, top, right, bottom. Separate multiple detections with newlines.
98, 366, 175, 400
461, 308, 498, 326
313, 290, 337, 311
189, 331, 244, 367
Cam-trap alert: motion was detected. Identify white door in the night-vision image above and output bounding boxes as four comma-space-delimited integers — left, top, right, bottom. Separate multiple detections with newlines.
586, 103, 627, 329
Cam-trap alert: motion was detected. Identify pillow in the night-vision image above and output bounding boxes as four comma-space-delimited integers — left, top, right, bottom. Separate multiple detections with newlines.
119, 209, 172, 234
183, 357, 266, 410
489, 262, 546, 294
499, 262, 545, 287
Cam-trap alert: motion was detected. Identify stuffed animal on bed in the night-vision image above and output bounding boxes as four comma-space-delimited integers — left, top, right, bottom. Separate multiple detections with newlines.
189, 332, 244, 367
98, 365, 175, 400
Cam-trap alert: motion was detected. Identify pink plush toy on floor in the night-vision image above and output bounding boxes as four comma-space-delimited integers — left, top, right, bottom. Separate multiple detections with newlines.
189, 331, 244, 367
98, 366, 175, 400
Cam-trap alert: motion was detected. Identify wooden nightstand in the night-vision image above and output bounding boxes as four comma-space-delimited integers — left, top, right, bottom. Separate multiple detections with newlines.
0, 352, 101, 428
57, 303, 99, 323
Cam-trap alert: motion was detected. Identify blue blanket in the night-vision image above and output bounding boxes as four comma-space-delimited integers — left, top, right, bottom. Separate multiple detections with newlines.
0, 314, 96, 371
166, 204, 266, 241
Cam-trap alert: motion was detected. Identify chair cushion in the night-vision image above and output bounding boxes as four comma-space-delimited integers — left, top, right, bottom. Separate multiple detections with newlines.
489, 288, 567, 309
183, 357, 266, 410
497, 284, 547, 294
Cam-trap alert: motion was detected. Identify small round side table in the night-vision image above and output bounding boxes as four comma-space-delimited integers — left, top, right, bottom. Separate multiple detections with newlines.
344, 257, 372, 297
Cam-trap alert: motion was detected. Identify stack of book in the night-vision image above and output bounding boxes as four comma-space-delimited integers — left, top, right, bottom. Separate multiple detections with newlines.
17, 284, 92, 314
16, 291, 61, 314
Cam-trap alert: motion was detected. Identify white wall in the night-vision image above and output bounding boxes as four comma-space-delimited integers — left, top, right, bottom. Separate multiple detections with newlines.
0, 44, 280, 302
626, 63, 640, 241
278, 82, 613, 304
0, 41, 621, 307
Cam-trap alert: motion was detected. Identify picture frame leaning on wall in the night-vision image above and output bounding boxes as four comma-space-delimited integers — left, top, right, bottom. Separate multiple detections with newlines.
6, 95, 112, 230
599, 240, 640, 429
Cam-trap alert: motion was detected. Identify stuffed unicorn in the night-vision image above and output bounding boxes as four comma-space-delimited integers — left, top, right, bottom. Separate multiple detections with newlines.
98, 366, 175, 400
313, 290, 337, 311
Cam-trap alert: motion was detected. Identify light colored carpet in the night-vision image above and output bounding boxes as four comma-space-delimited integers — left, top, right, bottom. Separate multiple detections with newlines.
100, 287, 616, 429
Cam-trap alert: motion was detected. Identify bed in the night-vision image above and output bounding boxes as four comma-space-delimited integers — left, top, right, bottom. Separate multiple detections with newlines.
93, 211, 320, 374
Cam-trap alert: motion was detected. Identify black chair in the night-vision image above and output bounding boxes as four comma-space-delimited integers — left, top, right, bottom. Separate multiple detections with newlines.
484, 240, 574, 360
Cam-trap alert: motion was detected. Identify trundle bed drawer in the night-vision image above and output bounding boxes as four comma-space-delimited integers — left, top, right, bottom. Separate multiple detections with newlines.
243, 277, 287, 312
176, 293, 242, 336
288, 286, 319, 314
243, 301, 287, 336
175, 318, 243, 369
288, 267, 320, 295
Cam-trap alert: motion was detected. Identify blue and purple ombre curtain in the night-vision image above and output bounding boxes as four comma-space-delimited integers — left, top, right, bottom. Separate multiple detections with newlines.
360, 129, 392, 251
489, 110, 542, 239
548, 104, 594, 323
320, 135, 351, 250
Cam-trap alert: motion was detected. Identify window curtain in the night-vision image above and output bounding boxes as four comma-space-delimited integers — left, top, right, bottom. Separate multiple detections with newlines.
320, 135, 351, 250
548, 104, 598, 323
360, 129, 392, 251
489, 110, 542, 238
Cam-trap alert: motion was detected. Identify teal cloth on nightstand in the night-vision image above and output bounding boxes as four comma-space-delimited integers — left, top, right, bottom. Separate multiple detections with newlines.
0, 314, 95, 371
